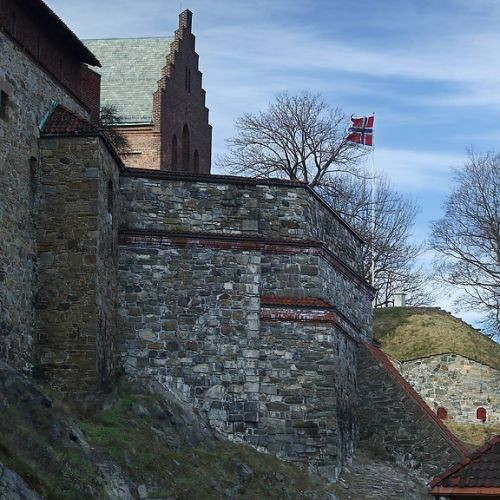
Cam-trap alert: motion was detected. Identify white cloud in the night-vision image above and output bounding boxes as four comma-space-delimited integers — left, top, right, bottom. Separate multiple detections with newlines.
370, 148, 465, 191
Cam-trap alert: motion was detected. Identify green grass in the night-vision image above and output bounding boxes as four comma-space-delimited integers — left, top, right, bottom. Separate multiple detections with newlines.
374, 307, 500, 369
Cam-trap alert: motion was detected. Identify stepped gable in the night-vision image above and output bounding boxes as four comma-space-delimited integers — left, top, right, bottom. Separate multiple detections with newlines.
430, 435, 500, 496
83, 37, 174, 125
83, 10, 212, 172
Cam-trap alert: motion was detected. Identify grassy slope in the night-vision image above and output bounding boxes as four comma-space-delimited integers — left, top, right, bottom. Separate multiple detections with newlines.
374, 307, 500, 369
0, 375, 335, 500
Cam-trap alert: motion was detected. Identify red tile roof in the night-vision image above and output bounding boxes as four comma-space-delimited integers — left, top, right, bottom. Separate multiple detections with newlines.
42, 105, 99, 134
260, 295, 332, 308
363, 342, 468, 456
430, 435, 500, 493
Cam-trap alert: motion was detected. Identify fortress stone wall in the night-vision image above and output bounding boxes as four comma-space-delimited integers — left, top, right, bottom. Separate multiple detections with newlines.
117, 171, 373, 476
0, 29, 92, 373
397, 353, 500, 424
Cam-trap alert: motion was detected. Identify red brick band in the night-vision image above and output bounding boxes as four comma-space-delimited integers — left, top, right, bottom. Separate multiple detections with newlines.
119, 230, 375, 296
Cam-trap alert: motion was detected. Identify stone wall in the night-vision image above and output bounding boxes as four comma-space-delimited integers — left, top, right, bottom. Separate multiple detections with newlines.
117, 171, 372, 477
36, 135, 120, 392
357, 343, 467, 479
0, 30, 90, 372
119, 172, 365, 277
398, 353, 499, 423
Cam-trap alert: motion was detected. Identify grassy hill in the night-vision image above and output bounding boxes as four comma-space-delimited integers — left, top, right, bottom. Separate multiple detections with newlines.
374, 307, 500, 370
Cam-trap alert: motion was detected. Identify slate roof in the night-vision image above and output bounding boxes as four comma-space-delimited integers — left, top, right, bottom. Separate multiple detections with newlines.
430, 435, 500, 491
42, 105, 99, 134
83, 37, 174, 125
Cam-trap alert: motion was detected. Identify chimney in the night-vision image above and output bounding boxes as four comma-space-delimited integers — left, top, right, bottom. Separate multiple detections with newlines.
393, 291, 406, 307
179, 9, 192, 32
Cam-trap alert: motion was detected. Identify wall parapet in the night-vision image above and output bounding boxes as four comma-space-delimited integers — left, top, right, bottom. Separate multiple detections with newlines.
120, 168, 364, 243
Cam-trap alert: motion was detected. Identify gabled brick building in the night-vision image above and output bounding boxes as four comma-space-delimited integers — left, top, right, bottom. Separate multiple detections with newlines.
84, 11, 212, 173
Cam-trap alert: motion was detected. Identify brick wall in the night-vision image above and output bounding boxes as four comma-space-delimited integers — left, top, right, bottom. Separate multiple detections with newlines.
0, 30, 91, 373
35, 135, 120, 392
118, 11, 212, 172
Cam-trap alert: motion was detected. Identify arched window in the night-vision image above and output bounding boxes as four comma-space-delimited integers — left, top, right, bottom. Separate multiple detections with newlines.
193, 149, 200, 173
172, 135, 178, 170
476, 407, 487, 422
437, 407, 447, 420
182, 124, 190, 171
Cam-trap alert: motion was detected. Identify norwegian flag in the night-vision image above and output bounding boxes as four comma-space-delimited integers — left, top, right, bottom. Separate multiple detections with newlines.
346, 115, 374, 146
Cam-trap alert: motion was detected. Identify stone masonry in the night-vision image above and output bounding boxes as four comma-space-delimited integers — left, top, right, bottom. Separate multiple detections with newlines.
396, 353, 499, 423
117, 170, 373, 478
35, 135, 121, 392
357, 343, 467, 478
0, 28, 94, 373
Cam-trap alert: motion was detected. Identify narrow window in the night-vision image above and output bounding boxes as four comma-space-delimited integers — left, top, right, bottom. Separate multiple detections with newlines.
193, 149, 199, 173
437, 407, 447, 420
476, 407, 487, 422
0, 91, 8, 120
188, 68, 191, 93
182, 124, 190, 171
29, 157, 38, 208
185, 66, 188, 91
107, 179, 113, 220
172, 135, 178, 170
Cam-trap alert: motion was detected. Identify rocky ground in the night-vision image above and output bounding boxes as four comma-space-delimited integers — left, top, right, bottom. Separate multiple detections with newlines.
0, 361, 429, 499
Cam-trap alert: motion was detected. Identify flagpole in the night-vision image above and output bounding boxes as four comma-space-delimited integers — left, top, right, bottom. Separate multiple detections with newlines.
371, 112, 375, 292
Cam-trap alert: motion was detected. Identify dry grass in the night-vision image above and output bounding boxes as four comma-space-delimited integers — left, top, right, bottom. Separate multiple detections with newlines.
374, 307, 500, 369
444, 420, 500, 450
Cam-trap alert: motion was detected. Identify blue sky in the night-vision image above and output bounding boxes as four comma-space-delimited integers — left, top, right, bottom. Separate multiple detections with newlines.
45, 0, 500, 325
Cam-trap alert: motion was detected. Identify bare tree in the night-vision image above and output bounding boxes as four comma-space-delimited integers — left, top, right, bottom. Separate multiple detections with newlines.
321, 173, 433, 307
218, 91, 367, 186
430, 152, 500, 338
220, 91, 431, 306
99, 105, 130, 154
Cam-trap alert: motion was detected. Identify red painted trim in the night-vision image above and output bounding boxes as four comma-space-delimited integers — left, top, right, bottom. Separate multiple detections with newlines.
430, 486, 500, 495
119, 168, 364, 243
260, 306, 361, 344
119, 230, 375, 296
362, 342, 469, 457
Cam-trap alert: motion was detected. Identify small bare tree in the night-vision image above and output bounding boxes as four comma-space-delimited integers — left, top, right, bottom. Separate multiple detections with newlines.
99, 105, 130, 154
430, 152, 500, 338
321, 173, 433, 307
218, 91, 367, 185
